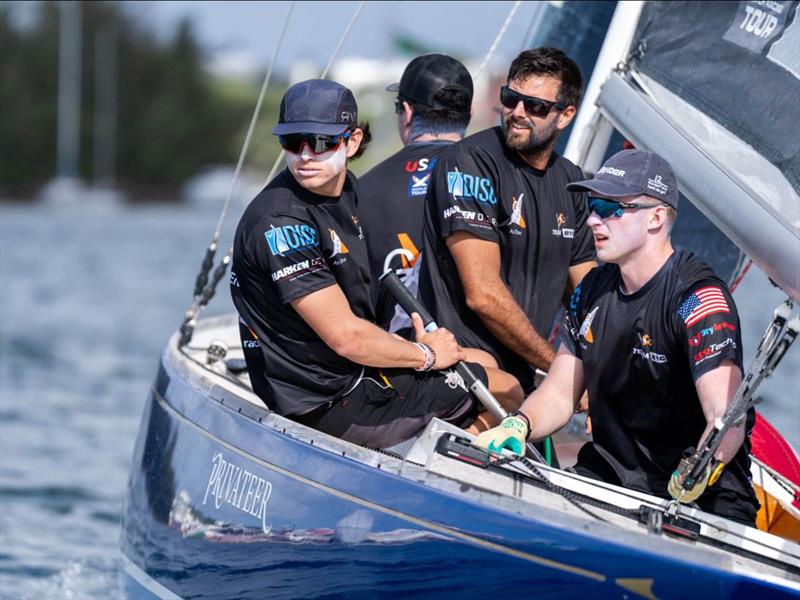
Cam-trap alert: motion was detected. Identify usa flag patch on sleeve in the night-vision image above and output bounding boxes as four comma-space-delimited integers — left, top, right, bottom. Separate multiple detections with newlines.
678, 286, 730, 327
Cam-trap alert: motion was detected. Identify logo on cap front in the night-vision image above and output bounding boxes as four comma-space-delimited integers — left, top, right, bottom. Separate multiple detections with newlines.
598, 166, 626, 177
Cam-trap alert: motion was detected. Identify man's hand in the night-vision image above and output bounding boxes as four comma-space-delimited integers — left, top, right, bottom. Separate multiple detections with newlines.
668, 463, 712, 504
411, 313, 465, 369
474, 415, 529, 456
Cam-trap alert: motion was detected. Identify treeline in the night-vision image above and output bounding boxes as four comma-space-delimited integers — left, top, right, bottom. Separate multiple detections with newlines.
0, 2, 283, 199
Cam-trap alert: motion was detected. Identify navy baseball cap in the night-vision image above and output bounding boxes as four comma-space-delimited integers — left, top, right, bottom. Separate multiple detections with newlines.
272, 79, 358, 136
387, 54, 473, 111
566, 149, 679, 209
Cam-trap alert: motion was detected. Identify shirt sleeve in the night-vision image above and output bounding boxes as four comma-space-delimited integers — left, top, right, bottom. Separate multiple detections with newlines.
568, 178, 596, 266
557, 284, 584, 358
676, 281, 744, 380
428, 144, 500, 243
254, 213, 336, 304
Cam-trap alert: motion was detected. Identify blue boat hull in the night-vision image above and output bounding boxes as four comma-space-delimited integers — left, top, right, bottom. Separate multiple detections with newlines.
120, 351, 799, 599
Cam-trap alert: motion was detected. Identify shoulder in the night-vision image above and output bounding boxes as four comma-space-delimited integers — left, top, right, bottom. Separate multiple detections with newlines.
669, 249, 727, 300
568, 263, 617, 315
547, 154, 586, 184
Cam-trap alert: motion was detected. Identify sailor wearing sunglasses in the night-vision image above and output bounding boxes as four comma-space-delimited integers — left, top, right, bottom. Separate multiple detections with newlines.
230, 79, 523, 450
476, 149, 759, 525
419, 48, 597, 410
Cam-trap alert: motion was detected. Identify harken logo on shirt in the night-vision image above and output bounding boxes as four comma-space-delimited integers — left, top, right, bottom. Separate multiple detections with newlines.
265, 224, 318, 256
271, 257, 325, 282
447, 169, 497, 205
552, 212, 574, 238
633, 332, 668, 364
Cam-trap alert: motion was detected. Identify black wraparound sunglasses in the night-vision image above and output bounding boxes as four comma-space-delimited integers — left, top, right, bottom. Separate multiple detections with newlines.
278, 132, 350, 154
499, 85, 568, 118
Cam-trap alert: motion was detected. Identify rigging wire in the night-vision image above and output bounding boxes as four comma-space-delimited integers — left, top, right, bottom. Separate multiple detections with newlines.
263, 0, 366, 188
179, 1, 295, 346
474, 0, 522, 82
182, 0, 525, 345
179, 0, 366, 346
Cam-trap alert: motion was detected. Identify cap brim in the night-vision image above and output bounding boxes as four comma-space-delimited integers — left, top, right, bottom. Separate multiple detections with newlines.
565, 178, 638, 198
272, 122, 350, 136
385, 82, 400, 92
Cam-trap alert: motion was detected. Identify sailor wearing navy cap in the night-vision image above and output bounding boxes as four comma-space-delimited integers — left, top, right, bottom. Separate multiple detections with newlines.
476, 148, 760, 526
231, 79, 522, 449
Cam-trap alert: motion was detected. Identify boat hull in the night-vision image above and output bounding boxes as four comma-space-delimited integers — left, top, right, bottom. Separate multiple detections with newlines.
120, 348, 800, 599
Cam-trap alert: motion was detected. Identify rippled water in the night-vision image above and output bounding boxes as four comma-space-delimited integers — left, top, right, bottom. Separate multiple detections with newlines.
0, 201, 797, 598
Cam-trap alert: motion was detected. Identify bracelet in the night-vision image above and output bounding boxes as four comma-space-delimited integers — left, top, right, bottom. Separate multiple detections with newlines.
413, 343, 436, 372
509, 410, 532, 440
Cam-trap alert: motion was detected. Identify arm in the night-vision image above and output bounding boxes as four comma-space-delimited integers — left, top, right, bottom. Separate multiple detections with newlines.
291, 283, 465, 369
447, 230, 555, 370
474, 345, 585, 452
694, 360, 745, 464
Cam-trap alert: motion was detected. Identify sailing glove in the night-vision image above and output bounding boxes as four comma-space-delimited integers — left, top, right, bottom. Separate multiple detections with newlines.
474, 414, 529, 456
668, 464, 711, 504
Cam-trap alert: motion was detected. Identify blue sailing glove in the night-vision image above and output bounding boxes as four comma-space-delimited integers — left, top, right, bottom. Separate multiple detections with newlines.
474, 414, 530, 456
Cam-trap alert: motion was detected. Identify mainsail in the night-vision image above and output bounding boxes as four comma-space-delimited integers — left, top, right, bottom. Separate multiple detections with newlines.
595, 1, 800, 300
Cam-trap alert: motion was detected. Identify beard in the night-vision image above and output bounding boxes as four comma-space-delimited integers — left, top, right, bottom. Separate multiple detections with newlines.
502, 114, 559, 159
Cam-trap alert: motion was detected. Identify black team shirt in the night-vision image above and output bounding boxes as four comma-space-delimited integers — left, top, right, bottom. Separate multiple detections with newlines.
419, 127, 595, 392
230, 169, 373, 417
560, 249, 757, 507
359, 141, 453, 329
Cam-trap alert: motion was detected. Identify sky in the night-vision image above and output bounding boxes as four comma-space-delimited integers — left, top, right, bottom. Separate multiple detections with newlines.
130, 1, 548, 77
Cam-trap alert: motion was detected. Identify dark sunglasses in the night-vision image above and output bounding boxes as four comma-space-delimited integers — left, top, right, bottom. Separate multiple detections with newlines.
587, 196, 666, 219
499, 85, 568, 118
278, 131, 350, 154
394, 96, 404, 114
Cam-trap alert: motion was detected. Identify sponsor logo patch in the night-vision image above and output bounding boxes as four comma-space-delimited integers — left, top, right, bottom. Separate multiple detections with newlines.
687, 321, 736, 347
447, 170, 497, 205
694, 338, 736, 366
265, 224, 318, 256
552, 212, 574, 238
579, 306, 599, 345
633, 332, 667, 364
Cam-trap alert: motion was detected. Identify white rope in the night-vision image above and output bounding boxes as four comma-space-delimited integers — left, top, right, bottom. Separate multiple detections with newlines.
263, 0, 366, 187
474, 0, 523, 82
210, 1, 295, 244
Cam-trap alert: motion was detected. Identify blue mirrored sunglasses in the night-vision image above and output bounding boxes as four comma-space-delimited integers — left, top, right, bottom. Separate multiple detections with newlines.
587, 196, 665, 218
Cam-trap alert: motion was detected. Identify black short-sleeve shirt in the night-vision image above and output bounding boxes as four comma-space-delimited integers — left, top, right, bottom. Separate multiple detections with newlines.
560, 248, 755, 502
230, 169, 374, 416
419, 127, 595, 390
359, 141, 452, 328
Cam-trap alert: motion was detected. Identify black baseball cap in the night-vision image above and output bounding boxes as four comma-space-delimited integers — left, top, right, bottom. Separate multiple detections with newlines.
386, 54, 473, 111
272, 79, 358, 136
566, 149, 679, 208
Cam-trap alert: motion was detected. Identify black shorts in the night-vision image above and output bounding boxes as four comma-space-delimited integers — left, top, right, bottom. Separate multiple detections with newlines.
294, 364, 487, 449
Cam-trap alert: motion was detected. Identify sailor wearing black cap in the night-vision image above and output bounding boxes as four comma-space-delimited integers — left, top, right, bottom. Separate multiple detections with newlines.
359, 54, 474, 331
230, 79, 522, 449
475, 149, 760, 525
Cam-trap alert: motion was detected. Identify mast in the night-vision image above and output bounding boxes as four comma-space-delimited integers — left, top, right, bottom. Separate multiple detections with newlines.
56, 1, 82, 182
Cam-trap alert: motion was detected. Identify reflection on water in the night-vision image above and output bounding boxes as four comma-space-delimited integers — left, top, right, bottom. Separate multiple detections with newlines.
0, 202, 797, 597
